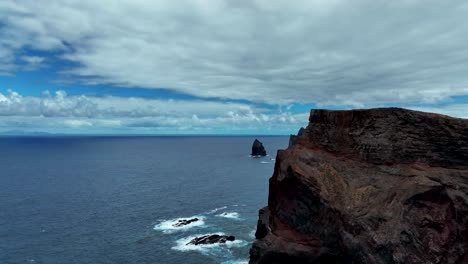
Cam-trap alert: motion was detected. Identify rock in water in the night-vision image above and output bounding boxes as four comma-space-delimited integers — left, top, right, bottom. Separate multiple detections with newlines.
186, 234, 235, 245
172, 218, 199, 227
250, 108, 468, 264
251, 139, 267, 156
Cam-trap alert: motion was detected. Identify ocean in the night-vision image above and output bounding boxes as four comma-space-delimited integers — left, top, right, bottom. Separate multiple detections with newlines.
0, 136, 288, 264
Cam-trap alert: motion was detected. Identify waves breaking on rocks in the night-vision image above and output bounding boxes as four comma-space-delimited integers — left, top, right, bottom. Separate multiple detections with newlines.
172, 233, 248, 255
153, 205, 252, 262
221, 259, 249, 264
153, 216, 207, 234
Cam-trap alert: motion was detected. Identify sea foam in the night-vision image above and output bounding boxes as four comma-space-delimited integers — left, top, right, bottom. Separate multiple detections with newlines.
171, 233, 248, 256
248, 228, 256, 239
153, 216, 206, 234
208, 206, 228, 214
221, 260, 249, 264
216, 212, 241, 220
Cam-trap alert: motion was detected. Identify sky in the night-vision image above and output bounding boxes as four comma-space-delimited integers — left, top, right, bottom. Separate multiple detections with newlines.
1, 0, 468, 135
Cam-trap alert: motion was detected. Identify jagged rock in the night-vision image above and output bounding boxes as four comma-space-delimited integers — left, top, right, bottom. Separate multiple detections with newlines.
251, 139, 267, 156
186, 234, 235, 245
288, 127, 305, 148
250, 108, 468, 264
172, 218, 199, 227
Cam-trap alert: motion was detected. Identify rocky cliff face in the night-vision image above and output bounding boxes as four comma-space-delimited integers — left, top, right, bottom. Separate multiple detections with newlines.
250, 108, 468, 264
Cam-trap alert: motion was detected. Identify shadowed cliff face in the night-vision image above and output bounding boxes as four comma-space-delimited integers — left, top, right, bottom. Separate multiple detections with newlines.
250, 108, 468, 264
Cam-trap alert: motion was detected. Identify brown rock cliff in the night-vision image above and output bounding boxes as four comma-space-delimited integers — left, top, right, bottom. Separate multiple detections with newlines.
250, 108, 468, 264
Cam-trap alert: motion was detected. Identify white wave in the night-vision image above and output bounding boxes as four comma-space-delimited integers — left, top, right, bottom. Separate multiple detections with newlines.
260, 161, 271, 164
153, 216, 206, 234
221, 260, 248, 264
249, 229, 256, 239
172, 233, 248, 256
216, 212, 241, 220
208, 206, 228, 214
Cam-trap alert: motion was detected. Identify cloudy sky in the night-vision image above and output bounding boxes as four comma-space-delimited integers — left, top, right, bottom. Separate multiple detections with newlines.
1, 0, 467, 134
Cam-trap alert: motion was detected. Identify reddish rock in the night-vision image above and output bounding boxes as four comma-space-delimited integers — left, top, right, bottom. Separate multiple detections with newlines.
250, 108, 468, 264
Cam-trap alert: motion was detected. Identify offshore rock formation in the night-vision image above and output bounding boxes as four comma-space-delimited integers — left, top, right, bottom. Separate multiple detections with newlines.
250, 108, 468, 264
187, 234, 235, 245
252, 139, 267, 156
172, 218, 199, 227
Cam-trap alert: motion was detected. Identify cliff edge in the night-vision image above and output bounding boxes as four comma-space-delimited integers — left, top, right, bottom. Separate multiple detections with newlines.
250, 108, 468, 264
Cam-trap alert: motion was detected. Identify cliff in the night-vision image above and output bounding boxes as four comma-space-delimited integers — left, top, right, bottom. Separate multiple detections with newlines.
250, 108, 468, 264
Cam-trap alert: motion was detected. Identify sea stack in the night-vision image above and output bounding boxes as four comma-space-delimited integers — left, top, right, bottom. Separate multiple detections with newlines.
251, 139, 267, 156
250, 108, 468, 264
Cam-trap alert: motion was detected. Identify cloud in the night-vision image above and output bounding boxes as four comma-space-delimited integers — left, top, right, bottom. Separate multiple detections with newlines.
0, 89, 466, 134
408, 104, 468, 119
64, 119, 93, 128
1, 0, 468, 105
0, 89, 308, 133
20, 56, 46, 71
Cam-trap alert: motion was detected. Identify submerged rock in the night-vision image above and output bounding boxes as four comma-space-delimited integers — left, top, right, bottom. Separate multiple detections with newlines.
172, 218, 199, 227
251, 139, 267, 156
186, 234, 235, 245
250, 108, 468, 264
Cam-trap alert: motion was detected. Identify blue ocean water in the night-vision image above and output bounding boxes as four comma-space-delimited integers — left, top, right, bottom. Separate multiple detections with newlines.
0, 136, 288, 264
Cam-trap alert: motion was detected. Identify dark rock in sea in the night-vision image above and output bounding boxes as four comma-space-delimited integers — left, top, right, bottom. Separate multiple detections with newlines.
173, 218, 199, 227
186, 234, 235, 245
251, 139, 267, 156
250, 108, 468, 264
288, 127, 305, 148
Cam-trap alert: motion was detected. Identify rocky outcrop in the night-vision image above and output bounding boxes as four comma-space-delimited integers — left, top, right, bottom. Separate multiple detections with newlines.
288, 127, 305, 148
187, 234, 235, 245
252, 139, 267, 156
173, 218, 199, 227
250, 108, 468, 264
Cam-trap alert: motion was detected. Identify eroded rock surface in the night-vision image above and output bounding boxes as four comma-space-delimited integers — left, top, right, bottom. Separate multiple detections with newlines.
250, 108, 468, 264
288, 127, 305, 148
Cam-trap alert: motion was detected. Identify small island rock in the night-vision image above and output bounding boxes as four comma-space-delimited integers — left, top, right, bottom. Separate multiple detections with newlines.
172, 218, 199, 227
186, 234, 235, 245
251, 139, 267, 156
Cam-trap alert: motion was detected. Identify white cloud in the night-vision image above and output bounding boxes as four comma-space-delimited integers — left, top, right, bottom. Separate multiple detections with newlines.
1, 0, 468, 105
408, 104, 468, 119
0, 89, 308, 133
0, 89, 466, 134
20, 56, 46, 71
64, 119, 93, 128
